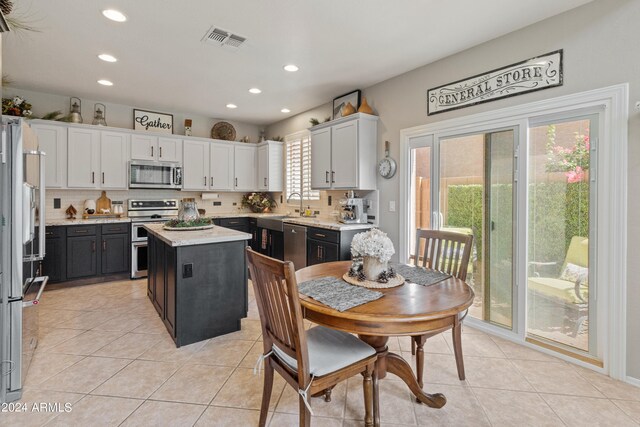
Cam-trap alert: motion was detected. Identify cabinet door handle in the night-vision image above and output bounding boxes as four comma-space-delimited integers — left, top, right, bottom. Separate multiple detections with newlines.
103, 240, 107, 251
204, 176, 207, 186
317, 246, 320, 259
264, 177, 267, 186
102, 172, 105, 184
92, 172, 95, 184
235, 177, 238, 187
331, 171, 335, 183
210, 177, 213, 187
151, 146, 154, 157
159, 146, 162, 158
325, 171, 329, 183
92, 240, 96, 252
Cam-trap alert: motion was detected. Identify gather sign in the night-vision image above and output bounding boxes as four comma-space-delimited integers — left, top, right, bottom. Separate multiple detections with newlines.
427, 50, 563, 115
133, 109, 174, 134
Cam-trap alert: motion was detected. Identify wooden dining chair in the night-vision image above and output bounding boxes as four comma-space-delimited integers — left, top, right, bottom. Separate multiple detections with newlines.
246, 247, 378, 427
410, 229, 474, 385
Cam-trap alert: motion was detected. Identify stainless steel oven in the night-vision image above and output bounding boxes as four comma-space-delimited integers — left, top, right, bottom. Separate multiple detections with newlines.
129, 160, 182, 189
128, 199, 178, 279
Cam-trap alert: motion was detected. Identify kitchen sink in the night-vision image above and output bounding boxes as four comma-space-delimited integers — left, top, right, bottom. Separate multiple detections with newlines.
257, 216, 289, 232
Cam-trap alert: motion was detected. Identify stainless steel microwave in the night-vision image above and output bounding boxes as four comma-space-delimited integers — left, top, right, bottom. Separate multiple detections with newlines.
129, 160, 182, 189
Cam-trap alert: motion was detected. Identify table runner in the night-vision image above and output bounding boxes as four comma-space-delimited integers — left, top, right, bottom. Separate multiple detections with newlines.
298, 276, 383, 312
391, 263, 452, 286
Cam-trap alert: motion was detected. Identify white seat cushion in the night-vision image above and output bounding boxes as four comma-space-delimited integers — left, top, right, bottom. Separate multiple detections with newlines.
272, 326, 376, 377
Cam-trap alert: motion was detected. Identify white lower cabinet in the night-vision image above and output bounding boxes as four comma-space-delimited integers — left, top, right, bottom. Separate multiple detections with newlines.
234, 145, 256, 191
100, 132, 129, 189
32, 123, 67, 188
67, 128, 100, 188
182, 140, 209, 190
209, 142, 234, 191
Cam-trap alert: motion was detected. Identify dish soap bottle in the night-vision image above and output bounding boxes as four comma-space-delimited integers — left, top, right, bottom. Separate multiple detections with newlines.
304, 206, 312, 217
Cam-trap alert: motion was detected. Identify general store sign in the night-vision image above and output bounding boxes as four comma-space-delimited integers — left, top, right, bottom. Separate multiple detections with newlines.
427, 50, 563, 115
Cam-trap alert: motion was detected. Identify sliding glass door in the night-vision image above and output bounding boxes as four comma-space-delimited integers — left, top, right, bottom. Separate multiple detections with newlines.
527, 115, 597, 357
408, 128, 515, 329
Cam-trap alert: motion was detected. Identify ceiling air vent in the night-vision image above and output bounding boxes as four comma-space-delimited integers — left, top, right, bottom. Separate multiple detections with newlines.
202, 26, 247, 50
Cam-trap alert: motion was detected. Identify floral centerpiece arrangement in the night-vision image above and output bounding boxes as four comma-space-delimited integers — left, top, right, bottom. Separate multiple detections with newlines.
241, 192, 277, 213
349, 228, 396, 282
2, 96, 32, 118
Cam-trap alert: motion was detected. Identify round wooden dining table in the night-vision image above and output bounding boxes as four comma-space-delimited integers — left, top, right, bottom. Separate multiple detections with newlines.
296, 261, 474, 421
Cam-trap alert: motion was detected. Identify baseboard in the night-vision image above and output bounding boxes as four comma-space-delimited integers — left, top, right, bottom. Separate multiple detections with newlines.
626, 375, 640, 388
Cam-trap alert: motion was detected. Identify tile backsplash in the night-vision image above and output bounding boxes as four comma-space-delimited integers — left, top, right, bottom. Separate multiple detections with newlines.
46, 188, 379, 225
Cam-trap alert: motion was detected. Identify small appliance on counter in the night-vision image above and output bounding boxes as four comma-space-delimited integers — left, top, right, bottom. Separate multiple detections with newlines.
338, 192, 370, 224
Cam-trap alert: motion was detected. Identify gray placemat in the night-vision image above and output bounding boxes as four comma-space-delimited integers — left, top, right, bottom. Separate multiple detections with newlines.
298, 277, 383, 312
391, 263, 451, 286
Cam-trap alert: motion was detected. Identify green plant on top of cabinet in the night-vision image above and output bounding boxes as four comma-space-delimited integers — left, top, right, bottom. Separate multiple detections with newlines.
31, 123, 67, 188
310, 112, 378, 190
131, 134, 182, 163
258, 141, 284, 192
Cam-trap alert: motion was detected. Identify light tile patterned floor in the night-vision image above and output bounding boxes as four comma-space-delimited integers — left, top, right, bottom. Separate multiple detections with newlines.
3, 279, 639, 427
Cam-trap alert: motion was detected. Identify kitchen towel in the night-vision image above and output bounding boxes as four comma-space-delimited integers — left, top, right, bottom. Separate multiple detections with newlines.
391, 263, 452, 286
298, 277, 383, 312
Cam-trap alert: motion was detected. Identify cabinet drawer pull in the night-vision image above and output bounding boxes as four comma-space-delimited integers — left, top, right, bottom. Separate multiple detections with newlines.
108, 227, 121, 231
74, 230, 88, 234
325, 171, 329, 183
45, 231, 53, 236
229, 221, 239, 224
315, 233, 326, 238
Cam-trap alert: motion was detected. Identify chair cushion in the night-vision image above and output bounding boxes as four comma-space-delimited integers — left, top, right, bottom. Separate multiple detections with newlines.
528, 277, 587, 304
272, 326, 375, 377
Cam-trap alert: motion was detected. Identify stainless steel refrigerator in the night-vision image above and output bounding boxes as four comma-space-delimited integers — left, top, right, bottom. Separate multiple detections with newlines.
0, 117, 48, 403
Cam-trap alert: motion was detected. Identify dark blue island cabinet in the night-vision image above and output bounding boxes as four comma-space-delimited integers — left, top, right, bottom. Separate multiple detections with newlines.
145, 224, 251, 347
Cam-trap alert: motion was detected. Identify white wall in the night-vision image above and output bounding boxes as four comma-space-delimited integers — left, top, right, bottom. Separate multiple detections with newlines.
266, 0, 640, 380
4, 87, 262, 142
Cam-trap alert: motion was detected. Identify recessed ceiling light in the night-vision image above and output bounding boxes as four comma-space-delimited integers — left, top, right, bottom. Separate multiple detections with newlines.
102, 9, 127, 22
283, 64, 299, 72
97, 79, 113, 86
281, 108, 290, 113
226, 103, 237, 109
98, 54, 117, 63
248, 88, 262, 94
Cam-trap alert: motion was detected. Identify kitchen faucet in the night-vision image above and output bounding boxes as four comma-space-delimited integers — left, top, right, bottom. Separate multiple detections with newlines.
287, 192, 304, 217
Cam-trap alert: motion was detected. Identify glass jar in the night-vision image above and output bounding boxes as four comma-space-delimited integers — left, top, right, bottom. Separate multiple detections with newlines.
178, 198, 199, 222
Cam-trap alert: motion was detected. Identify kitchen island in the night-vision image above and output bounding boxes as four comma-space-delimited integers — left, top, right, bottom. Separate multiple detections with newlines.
144, 223, 251, 347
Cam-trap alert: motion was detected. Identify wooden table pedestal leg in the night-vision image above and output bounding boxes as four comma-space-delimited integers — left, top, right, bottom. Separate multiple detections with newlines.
359, 335, 447, 410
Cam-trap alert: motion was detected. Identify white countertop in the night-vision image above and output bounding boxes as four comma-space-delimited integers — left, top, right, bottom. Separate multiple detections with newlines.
45, 217, 132, 226
144, 223, 251, 247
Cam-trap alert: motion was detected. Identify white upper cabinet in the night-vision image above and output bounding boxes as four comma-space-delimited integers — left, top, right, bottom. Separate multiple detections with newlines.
182, 140, 209, 190
309, 113, 378, 190
67, 128, 100, 188
130, 134, 157, 161
158, 137, 182, 162
100, 131, 129, 189
32, 123, 67, 188
209, 142, 234, 191
234, 145, 257, 191
257, 141, 284, 192
310, 128, 332, 189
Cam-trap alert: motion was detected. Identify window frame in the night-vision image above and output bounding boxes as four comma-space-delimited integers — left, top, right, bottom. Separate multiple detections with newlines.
285, 131, 320, 203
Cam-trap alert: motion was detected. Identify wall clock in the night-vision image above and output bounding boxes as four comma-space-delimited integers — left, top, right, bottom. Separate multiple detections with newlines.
378, 140, 397, 179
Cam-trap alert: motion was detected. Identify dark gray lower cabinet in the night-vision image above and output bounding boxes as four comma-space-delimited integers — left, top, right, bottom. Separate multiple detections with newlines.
147, 234, 249, 347
101, 233, 129, 274
43, 224, 130, 283
306, 227, 362, 266
66, 235, 98, 279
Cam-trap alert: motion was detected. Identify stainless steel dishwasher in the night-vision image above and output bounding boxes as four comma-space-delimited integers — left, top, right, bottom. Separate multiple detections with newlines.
284, 224, 307, 270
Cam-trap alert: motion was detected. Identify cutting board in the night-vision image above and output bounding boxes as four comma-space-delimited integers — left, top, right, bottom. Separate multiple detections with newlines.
96, 191, 112, 214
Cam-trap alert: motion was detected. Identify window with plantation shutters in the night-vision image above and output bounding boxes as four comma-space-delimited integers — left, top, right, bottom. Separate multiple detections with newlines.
285, 132, 320, 201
